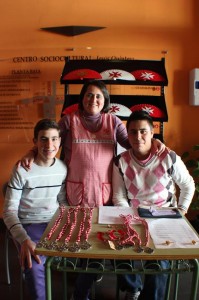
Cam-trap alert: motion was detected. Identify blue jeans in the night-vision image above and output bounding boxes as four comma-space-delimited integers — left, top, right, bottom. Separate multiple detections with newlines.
22, 223, 48, 300
73, 259, 100, 300
117, 260, 170, 300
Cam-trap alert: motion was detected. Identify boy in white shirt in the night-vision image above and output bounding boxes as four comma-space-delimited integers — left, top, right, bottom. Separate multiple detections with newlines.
3, 118, 67, 300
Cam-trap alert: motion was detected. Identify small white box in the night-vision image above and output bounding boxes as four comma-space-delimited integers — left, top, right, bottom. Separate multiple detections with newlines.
189, 68, 199, 106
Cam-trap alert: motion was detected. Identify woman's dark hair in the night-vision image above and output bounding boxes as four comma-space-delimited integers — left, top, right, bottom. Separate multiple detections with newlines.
78, 80, 110, 113
126, 111, 154, 131
34, 118, 60, 139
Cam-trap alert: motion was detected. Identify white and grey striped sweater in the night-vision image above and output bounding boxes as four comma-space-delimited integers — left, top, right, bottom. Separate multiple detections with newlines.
3, 158, 67, 244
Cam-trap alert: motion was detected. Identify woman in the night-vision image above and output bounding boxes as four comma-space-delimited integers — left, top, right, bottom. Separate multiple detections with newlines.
60, 80, 132, 207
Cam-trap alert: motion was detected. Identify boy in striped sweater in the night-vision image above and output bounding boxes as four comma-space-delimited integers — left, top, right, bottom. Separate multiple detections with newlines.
3, 119, 67, 300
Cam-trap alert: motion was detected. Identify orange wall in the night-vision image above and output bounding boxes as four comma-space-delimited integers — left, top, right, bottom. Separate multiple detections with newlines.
0, 0, 199, 215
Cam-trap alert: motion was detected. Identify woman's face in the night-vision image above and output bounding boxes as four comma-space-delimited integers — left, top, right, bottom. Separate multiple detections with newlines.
82, 85, 105, 115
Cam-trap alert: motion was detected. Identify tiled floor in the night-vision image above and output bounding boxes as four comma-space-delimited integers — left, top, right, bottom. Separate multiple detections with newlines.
0, 218, 199, 300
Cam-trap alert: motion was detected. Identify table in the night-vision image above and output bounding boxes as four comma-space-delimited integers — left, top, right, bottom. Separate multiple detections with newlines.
35, 207, 199, 300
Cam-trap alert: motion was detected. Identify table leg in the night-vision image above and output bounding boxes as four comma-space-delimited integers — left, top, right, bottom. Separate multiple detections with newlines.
45, 256, 54, 300
189, 259, 199, 300
164, 261, 174, 300
173, 260, 180, 300
63, 258, 67, 300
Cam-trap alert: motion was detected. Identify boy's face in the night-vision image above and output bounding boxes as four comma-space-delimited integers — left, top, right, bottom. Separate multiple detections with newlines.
128, 119, 154, 158
34, 128, 61, 163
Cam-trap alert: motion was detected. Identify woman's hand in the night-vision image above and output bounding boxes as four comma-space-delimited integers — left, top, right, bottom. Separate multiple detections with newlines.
16, 150, 35, 171
152, 138, 167, 156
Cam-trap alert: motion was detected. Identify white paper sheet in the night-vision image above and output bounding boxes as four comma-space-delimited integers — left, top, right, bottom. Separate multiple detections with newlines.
98, 206, 138, 224
148, 218, 199, 248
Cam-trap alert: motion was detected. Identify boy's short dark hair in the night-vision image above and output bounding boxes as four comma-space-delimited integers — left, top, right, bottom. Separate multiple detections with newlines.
34, 119, 60, 139
126, 111, 154, 131
78, 80, 110, 113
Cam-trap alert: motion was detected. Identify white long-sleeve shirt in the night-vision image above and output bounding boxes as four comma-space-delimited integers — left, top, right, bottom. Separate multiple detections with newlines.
112, 149, 195, 212
3, 158, 67, 244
